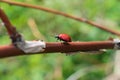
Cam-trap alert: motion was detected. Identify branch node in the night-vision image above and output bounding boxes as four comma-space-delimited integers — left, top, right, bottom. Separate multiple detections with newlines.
113, 39, 120, 49
15, 40, 46, 53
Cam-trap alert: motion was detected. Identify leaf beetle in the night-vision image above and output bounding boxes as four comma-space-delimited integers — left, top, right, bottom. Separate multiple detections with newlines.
55, 34, 72, 43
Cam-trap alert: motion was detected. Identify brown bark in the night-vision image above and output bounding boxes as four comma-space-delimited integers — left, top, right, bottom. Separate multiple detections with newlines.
0, 41, 114, 58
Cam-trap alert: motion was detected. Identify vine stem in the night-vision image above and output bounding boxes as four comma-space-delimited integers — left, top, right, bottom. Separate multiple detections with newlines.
1, 0, 120, 36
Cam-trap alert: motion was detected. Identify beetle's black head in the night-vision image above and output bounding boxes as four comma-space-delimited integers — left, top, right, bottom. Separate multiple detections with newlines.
55, 35, 59, 39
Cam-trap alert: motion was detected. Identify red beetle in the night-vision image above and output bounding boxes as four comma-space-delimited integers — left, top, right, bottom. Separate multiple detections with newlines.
55, 34, 72, 43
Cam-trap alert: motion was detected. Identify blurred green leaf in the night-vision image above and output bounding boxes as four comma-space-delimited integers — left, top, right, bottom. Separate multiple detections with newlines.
0, 0, 119, 80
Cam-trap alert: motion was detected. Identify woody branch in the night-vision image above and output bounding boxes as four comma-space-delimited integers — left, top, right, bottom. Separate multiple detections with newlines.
0, 42, 114, 58
0, 2, 118, 58
0, 8, 116, 58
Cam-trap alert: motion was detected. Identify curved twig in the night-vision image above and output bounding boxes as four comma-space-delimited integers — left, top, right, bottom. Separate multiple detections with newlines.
0, 0, 120, 36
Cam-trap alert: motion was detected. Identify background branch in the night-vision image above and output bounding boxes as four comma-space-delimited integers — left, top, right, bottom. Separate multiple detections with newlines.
1, 0, 120, 36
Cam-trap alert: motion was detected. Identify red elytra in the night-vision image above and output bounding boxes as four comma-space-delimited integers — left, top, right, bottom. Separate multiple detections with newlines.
55, 34, 72, 42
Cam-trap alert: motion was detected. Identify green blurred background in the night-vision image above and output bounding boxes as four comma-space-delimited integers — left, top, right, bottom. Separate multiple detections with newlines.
0, 0, 119, 80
